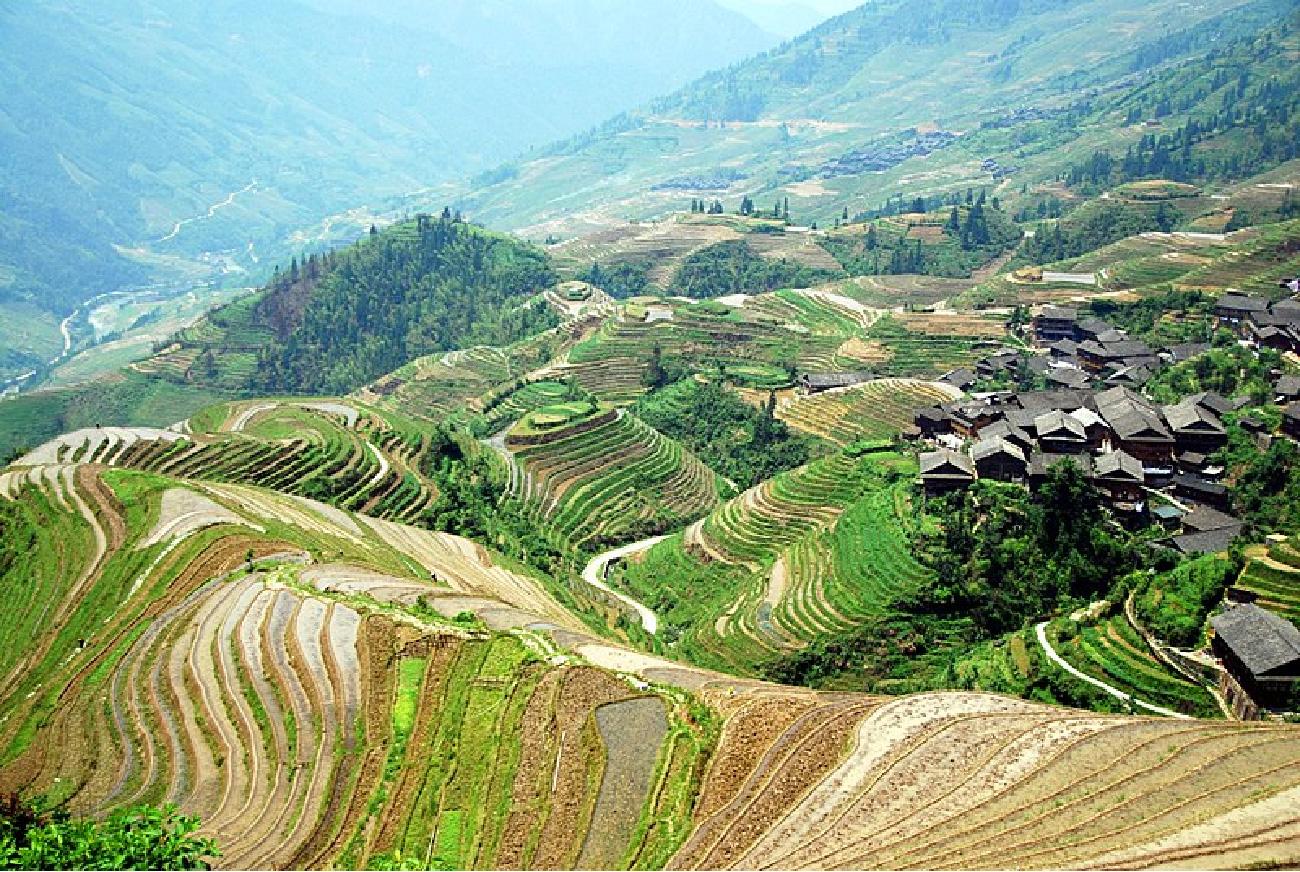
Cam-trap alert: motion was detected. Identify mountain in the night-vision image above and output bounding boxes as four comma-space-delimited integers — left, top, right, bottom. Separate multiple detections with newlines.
0, 0, 776, 382
714, 0, 860, 38
453, 0, 1296, 239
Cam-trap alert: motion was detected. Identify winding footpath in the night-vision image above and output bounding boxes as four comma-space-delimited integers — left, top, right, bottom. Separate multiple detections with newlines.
581, 536, 668, 634
1035, 622, 1192, 719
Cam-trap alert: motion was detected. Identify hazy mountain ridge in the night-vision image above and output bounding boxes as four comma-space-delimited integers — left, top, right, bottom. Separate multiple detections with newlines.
452, 0, 1292, 238
0, 0, 780, 381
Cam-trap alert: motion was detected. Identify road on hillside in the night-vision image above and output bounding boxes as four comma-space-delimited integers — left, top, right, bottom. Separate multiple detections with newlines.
1035, 622, 1192, 719
582, 536, 668, 635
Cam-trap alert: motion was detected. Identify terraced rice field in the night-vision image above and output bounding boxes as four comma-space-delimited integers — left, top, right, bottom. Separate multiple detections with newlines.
360, 331, 566, 421
2, 457, 1299, 869
778, 379, 961, 446
671, 692, 1300, 870
865, 317, 996, 376
1237, 541, 1300, 626
707, 470, 934, 662
11, 404, 445, 529
614, 452, 930, 668
558, 292, 870, 402
1048, 615, 1220, 718
507, 409, 720, 551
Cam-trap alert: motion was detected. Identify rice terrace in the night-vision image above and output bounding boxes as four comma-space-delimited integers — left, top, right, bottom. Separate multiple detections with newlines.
4, 0, 1300, 869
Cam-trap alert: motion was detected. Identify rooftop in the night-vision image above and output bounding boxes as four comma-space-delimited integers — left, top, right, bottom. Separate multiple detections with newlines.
1212, 604, 1300, 677
1095, 450, 1144, 481
920, 449, 975, 478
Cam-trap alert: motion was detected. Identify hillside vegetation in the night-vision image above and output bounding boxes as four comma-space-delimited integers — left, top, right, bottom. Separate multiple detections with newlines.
142, 214, 556, 395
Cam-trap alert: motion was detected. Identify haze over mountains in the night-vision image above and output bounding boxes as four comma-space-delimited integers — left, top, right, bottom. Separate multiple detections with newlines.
454, 0, 1296, 238
0, 0, 778, 381
4, 1, 1300, 868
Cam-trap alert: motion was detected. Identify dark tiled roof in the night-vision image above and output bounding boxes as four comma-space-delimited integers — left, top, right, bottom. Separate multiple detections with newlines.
971, 437, 1027, 464
920, 449, 975, 478
1038, 305, 1078, 321
1163, 400, 1225, 435
1275, 375, 1300, 397
1095, 450, 1144, 482
802, 372, 872, 389
1174, 474, 1228, 498
1182, 506, 1242, 533
1211, 604, 1300, 676
1170, 527, 1239, 555
1096, 387, 1172, 441
1188, 391, 1234, 417
1017, 389, 1091, 414
1034, 409, 1087, 439
1217, 293, 1268, 313
1047, 367, 1091, 389
1163, 342, 1210, 362
939, 367, 977, 387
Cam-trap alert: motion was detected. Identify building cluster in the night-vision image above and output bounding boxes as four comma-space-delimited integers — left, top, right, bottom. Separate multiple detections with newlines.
911, 289, 1300, 555
1025, 305, 1176, 391
1216, 287, 1300, 353
914, 385, 1248, 550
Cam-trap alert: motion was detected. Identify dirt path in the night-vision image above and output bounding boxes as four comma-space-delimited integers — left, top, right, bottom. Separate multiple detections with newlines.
1035, 622, 1191, 719
483, 430, 528, 496
580, 536, 668, 634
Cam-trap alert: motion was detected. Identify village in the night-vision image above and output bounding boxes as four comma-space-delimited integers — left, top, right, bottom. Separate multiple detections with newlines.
892, 285, 1300, 719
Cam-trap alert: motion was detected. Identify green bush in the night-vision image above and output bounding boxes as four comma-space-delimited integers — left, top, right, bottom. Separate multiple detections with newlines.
0, 799, 218, 870
1135, 554, 1237, 647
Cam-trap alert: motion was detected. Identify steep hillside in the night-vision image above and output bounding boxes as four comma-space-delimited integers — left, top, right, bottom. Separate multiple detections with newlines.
454, 0, 1295, 239
2, 455, 1299, 869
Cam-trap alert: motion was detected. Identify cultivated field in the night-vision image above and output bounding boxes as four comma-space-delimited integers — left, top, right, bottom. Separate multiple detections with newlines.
1, 459, 1298, 870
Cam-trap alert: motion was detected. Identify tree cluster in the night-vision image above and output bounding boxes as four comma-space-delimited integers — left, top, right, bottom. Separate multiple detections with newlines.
634, 378, 813, 488
253, 213, 557, 395
672, 240, 837, 298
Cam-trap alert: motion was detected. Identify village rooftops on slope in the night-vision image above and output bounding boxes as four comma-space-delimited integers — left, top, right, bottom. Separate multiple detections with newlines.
1169, 527, 1240, 555
971, 436, 1027, 464
919, 449, 976, 480
1181, 505, 1243, 533
1034, 409, 1087, 440
800, 372, 872, 391
1163, 399, 1226, 435
1216, 292, 1269, 314
1095, 449, 1144, 482
1161, 342, 1211, 363
1186, 391, 1234, 417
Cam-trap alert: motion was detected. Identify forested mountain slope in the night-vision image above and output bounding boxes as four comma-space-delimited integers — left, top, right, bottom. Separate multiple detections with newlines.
139, 214, 556, 396
454, 0, 1297, 237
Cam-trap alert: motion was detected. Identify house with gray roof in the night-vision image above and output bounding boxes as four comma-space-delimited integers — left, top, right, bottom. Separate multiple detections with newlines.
1211, 604, 1300, 716
1163, 398, 1228, 453
1035, 409, 1088, 454
1095, 387, 1175, 462
919, 449, 975, 495
1094, 450, 1145, 505
799, 372, 873, 393
971, 437, 1027, 482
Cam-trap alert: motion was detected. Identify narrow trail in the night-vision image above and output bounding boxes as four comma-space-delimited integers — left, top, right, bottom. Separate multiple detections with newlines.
159, 181, 259, 243
580, 535, 668, 634
1035, 622, 1192, 719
